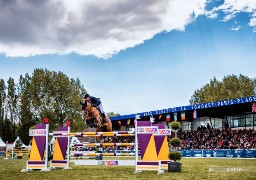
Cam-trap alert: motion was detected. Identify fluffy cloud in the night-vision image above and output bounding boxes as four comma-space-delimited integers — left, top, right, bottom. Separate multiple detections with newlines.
0, 0, 255, 58
205, 0, 256, 31
0, 0, 207, 58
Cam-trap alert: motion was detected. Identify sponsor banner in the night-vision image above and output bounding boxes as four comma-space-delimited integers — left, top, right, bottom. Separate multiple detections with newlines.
105, 161, 118, 166
158, 129, 171, 135
140, 96, 256, 117
29, 129, 47, 136
181, 149, 256, 158
137, 126, 158, 134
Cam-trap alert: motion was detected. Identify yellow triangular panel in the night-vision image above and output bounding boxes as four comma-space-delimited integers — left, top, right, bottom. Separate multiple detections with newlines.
142, 135, 158, 161
157, 136, 169, 160
53, 139, 64, 160
29, 137, 41, 160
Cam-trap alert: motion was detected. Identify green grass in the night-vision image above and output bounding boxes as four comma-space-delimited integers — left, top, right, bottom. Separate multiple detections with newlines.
0, 157, 256, 180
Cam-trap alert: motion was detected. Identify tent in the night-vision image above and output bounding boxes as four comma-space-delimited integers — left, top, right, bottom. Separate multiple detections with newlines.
13, 136, 29, 148
0, 137, 6, 147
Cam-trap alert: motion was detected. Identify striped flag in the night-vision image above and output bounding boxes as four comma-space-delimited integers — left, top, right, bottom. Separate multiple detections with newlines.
181, 111, 186, 120
193, 109, 197, 118
252, 103, 256, 112
174, 113, 177, 121
166, 114, 170, 122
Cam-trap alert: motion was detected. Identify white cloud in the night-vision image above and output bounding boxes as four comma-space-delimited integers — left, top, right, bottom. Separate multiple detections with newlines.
230, 25, 242, 31
249, 12, 256, 31
221, 14, 236, 22
0, 0, 207, 58
206, 0, 256, 27
0, 0, 255, 58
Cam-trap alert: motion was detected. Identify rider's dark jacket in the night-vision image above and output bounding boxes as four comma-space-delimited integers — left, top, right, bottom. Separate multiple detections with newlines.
89, 96, 101, 107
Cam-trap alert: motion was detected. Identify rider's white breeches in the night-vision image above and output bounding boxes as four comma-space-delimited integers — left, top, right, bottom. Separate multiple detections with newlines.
98, 103, 104, 114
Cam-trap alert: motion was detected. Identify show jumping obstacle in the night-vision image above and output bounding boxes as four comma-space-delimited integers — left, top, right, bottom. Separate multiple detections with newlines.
21, 118, 50, 172
70, 143, 135, 147
71, 152, 135, 157
49, 123, 71, 170
21, 116, 172, 174
50, 127, 136, 167
51, 131, 135, 136
134, 115, 172, 174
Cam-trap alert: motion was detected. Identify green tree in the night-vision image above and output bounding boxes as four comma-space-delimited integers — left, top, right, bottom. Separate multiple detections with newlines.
17, 74, 34, 145
17, 69, 86, 143
252, 77, 256, 94
0, 79, 6, 139
189, 74, 255, 104
6, 78, 18, 140
2, 116, 13, 142
107, 112, 121, 117
0, 68, 89, 144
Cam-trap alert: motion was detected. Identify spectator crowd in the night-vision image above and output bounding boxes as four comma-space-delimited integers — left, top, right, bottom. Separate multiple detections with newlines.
172, 125, 256, 150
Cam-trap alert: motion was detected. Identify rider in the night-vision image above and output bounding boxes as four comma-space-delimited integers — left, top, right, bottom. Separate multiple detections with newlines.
84, 93, 106, 118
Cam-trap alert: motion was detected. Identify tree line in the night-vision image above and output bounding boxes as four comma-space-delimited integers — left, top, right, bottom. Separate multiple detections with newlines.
0, 68, 87, 145
189, 74, 256, 104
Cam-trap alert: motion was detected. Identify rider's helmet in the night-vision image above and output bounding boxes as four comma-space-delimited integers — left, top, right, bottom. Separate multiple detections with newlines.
84, 93, 90, 99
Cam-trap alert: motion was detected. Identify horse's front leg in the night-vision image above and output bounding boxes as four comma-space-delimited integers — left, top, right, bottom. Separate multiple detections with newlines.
96, 117, 102, 128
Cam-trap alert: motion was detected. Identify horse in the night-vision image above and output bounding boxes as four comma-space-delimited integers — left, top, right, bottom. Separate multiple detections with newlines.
81, 101, 112, 132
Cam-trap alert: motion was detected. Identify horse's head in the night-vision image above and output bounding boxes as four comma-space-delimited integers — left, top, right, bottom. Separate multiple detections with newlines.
80, 100, 87, 110
80, 100, 93, 110
80, 100, 94, 121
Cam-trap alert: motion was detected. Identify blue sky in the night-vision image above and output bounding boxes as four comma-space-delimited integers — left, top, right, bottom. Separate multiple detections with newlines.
0, 0, 256, 115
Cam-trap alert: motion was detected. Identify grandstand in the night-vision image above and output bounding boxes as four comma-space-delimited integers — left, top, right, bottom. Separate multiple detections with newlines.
108, 95, 256, 154
110, 95, 256, 132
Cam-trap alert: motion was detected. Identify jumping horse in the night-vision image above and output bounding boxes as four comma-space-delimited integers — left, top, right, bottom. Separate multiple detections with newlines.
81, 100, 112, 132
